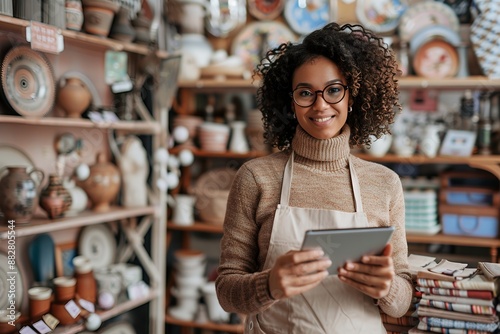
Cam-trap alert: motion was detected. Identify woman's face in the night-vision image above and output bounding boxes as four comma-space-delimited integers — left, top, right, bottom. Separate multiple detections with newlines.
291, 56, 349, 140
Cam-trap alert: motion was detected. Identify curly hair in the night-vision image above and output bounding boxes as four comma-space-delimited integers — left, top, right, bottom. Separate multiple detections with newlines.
254, 22, 402, 150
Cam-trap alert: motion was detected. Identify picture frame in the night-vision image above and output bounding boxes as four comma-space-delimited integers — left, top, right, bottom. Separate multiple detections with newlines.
54, 241, 77, 277
439, 129, 477, 157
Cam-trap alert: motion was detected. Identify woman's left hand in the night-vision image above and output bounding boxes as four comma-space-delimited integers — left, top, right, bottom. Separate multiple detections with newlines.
337, 243, 394, 300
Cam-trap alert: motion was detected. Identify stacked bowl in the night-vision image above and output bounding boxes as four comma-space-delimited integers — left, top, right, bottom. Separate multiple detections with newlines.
198, 122, 230, 152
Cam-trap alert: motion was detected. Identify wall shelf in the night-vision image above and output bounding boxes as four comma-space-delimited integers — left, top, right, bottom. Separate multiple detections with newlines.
165, 314, 244, 333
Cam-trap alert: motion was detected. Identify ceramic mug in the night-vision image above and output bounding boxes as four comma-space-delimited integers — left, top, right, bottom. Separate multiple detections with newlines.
28, 287, 53, 319
53, 276, 76, 302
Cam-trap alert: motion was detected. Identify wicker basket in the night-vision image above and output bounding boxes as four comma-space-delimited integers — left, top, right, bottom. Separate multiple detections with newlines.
191, 167, 237, 225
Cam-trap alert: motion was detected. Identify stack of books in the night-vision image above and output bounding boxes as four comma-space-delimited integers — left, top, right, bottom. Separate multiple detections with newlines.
411, 260, 500, 333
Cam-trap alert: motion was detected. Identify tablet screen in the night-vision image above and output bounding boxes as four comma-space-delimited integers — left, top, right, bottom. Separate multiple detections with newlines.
301, 226, 395, 275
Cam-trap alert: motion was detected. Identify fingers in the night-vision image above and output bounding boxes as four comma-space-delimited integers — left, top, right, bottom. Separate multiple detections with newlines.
269, 249, 332, 300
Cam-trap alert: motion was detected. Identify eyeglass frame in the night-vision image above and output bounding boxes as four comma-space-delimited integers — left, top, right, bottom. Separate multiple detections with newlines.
290, 83, 349, 108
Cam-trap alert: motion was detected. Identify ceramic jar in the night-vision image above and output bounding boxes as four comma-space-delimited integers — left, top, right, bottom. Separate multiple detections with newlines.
364, 134, 392, 157
57, 77, 92, 118
420, 124, 442, 158
65, 0, 84, 31
50, 301, 81, 325
0, 166, 44, 224
94, 268, 122, 309
28, 287, 53, 319
171, 194, 195, 226
39, 175, 72, 219
79, 153, 121, 212
73, 256, 97, 303
53, 276, 77, 302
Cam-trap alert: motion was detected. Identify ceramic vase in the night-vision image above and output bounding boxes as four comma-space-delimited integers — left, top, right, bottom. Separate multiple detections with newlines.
420, 124, 442, 158
79, 153, 121, 212
73, 256, 97, 303
109, 6, 136, 43
63, 178, 88, 216
65, 0, 84, 31
364, 134, 392, 157
0, 166, 44, 224
229, 121, 249, 153
28, 287, 52, 320
39, 175, 72, 219
57, 77, 92, 118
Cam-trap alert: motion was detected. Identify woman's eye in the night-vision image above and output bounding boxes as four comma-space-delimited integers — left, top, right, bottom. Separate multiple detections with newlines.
327, 87, 341, 94
299, 90, 313, 97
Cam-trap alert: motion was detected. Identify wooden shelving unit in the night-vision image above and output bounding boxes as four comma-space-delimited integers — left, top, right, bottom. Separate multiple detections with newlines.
165, 314, 244, 333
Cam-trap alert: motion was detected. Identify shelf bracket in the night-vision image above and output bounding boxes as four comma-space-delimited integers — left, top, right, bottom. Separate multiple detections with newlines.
118, 216, 153, 263
468, 162, 500, 180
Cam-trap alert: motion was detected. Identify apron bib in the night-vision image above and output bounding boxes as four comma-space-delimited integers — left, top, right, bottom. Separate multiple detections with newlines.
245, 152, 386, 334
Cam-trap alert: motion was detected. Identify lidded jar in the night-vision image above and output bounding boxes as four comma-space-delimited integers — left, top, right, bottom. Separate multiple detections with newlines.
0, 166, 44, 224
79, 153, 121, 212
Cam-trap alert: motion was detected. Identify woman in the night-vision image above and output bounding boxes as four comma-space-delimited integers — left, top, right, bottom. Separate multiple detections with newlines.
215, 22, 413, 333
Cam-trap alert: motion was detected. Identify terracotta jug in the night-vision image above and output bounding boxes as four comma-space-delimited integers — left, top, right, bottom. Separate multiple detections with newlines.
79, 153, 121, 212
57, 77, 92, 118
39, 175, 73, 219
0, 166, 44, 224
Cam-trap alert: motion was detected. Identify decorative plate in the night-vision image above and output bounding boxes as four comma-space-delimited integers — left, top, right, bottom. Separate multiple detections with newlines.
1, 45, 56, 118
231, 21, 296, 71
248, 0, 285, 20
78, 224, 116, 270
283, 0, 330, 35
355, 0, 407, 34
398, 1, 459, 42
206, 0, 247, 37
409, 25, 461, 55
0, 252, 24, 310
413, 39, 459, 79
99, 321, 136, 334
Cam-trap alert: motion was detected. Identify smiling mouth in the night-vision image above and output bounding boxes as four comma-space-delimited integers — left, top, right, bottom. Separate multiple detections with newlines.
311, 116, 334, 122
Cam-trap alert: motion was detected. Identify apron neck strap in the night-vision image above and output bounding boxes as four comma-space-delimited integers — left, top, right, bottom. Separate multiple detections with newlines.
280, 151, 364, 212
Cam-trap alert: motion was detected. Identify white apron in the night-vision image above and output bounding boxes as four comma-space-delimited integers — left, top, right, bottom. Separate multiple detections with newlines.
245, 152, 386, 334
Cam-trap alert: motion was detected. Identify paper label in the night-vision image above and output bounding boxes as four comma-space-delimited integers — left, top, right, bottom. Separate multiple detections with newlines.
27, 21, 63, 54
32, 320, 52, 334
79, 298, 95, 313
19, 327, 38, 334
65, 300, 81, 318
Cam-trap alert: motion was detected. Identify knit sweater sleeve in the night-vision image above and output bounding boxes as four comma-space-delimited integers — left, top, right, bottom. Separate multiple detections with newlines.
377, 174, 414, 318
215, 164, 277, 314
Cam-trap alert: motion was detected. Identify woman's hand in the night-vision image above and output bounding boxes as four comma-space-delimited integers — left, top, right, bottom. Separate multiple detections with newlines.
268, 249, 331, 300
338, 243, 395, 300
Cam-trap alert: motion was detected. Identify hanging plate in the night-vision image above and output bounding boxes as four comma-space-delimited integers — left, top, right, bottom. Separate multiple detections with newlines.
1, 45, 56, 118
398, 1, 459, 42
78, 224, 117, 270
248, 0, 285, 20
206, 0, 247, 37
283, 0, 331, 36
355, 0, 407, 34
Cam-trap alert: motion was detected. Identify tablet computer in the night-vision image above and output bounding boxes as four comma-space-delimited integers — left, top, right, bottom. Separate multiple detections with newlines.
301, 226, 395, 275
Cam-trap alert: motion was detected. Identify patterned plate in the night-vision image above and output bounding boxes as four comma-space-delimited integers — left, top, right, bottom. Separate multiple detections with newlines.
248, 0, 285, 20
231, 21, 296, 71
355, 0, 407, 34
398, 1, 459, 42
283, 0, 331, 35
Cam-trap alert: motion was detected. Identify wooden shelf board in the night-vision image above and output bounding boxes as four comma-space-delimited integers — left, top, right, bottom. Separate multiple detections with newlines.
407, 232, 500, 248
169, 146, 269, 159
0, 15, 168, 58
52, 290, 159, 334
355, 153, 500, 165
178, 76, 500, 90
0, 206, 156, 239
0, 115, 161, 134
165, 314, 244, 333
167, 222, 223, 234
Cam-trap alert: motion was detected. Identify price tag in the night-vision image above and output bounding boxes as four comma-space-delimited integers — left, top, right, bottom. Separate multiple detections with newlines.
42, 313, 59, 329
32, 320, 52, 334
65, 300, 81, 319
26, 21, 64, 54
19, 327, 38, 334
79, 298, 96, 313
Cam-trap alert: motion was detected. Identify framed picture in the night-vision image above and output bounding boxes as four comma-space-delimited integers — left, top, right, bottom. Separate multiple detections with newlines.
439, 129, 477, 157
54, 241, 77, 277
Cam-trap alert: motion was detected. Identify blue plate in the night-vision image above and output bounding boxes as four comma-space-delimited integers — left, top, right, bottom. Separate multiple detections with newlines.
284, 0, 331, 35
355, 0, 407, 34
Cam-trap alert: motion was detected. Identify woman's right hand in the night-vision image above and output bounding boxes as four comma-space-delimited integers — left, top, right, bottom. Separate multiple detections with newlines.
268, 249, 331, 300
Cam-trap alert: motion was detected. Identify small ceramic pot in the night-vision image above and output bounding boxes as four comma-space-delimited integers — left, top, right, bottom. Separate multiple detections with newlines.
53, 276, 77, 302
50, 301, 81, 325
28, 287, 53, 319
73, 256, 97, 303
94, 268, 122, 309
57, 77, 92, 118
39, 174, 72, 219
65, 0, 84, 31
82, 0, 120, 37
109, 7, 136, 43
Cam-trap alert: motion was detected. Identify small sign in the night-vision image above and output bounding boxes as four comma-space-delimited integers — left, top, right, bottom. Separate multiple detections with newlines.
79, 298, 96, 313
32, 320, 52, 334
65, 300, 81, 319
26, 21, 64, 54
19, 327, 38, 334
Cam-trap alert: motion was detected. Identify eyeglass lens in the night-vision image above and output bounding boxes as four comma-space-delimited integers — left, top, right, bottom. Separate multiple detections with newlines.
292, 83, 347, 107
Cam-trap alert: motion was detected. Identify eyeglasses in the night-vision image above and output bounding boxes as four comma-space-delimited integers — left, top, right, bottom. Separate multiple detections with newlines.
290, 83, 349, 108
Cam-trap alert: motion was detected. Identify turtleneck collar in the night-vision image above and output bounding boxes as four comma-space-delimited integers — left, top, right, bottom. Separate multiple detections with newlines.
291, 125, 351, 171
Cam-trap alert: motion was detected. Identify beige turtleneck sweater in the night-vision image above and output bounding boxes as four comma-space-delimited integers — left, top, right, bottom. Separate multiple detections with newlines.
216, 125, 413, 319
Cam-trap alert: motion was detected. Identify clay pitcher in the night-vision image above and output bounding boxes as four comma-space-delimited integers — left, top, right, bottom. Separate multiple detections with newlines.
57, 77, 92, 118
0, 166, 44, 224
79, 153, 121, 212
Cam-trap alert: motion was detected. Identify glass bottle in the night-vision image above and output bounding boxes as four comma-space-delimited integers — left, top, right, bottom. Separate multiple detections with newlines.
477, 92, 492, 155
